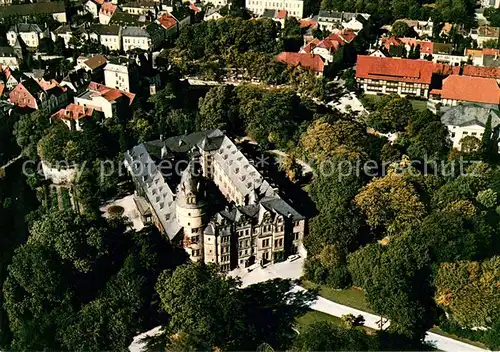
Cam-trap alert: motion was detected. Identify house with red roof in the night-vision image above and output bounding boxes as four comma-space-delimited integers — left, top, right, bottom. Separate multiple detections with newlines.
261, 9, 287, 26
99, 2, 118, 24
276, 52, 325, 76
9, 77, 68, 112
74, 81, 135, 118
430, 75, 500, 106
51, 103, 99, 131
356, 55, 438, 97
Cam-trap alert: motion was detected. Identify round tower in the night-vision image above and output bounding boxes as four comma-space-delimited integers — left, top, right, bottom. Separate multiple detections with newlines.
175, 161, 206, 262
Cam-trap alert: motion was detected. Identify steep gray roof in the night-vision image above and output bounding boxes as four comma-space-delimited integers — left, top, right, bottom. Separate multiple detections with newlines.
8, 23, 42, 33
441, 104, 500, 128
0, 46, 15, 56
122, 26, 149, 37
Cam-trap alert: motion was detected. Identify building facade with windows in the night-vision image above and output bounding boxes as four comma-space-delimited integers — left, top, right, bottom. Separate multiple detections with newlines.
103, 57, 139, 92
441, 104, 500, 150
245, 0, 303, 18
124, 129, 307, 271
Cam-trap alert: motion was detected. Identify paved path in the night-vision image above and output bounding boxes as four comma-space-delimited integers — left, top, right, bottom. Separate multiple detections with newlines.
232, 258, 488, 352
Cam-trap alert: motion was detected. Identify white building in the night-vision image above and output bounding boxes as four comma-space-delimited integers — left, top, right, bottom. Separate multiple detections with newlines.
89, 24, 122, 51
84, 0, 102, 18
104, 58, 139, 92
121, 24, 164, 52
246, 0, 303, 18
7, 24, 45, 48
199, 0, 227, 6
441, 104, 500, 150
204, 6, 224, 20
74, 82, 135, 119
99, 2, 118, 24
481, 0, 500, 8
51, 25, 73, 48
316, 10, 369, 32
121, 0, 157, 15
0, 47, 20, 69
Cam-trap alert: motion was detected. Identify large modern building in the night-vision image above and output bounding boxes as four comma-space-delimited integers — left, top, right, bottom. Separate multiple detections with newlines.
124, 130, 307, 271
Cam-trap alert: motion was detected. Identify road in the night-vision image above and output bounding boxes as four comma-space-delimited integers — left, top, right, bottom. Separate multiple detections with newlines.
129, 258, 488, 352
233, 258, 488, 352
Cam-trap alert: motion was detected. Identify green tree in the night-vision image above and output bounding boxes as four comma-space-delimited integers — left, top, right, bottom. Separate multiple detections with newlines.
13, 110, 50, 160
155, 263, 314, 350
434, 257, 500, 328
354, 170, 426, 237
391, 21, 411, 37
292, 321, 377, 351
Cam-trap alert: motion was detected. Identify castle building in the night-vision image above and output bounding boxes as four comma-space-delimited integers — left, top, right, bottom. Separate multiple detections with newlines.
124, 129, 306, 271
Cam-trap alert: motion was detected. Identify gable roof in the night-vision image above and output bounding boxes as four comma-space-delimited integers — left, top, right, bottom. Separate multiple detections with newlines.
84, 54, 107, 70
431, 75, 500, 105
158, 12, 177, 29
441, 104, 500, 128
8, 23, 42, 33
122, 26, 149, 37
478, 26, 500, 38
276, 52, 325, 73
100, 2, 117, 16
356, 55, 435, 84
463, 65, 500, 79
87, 81, 135, 104
51, 103, 94, 121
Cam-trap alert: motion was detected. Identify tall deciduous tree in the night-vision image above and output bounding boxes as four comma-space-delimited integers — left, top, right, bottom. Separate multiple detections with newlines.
434, 257, 500, 328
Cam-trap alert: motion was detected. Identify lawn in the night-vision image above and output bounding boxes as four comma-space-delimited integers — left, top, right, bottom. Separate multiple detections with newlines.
301, 280, 375, 314
361, 94, 428, 112
295, 310, 344, 333
301, 281, 486, 349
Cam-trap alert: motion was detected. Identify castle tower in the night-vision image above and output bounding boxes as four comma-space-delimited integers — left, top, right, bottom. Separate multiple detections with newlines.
175, 161, 206, 262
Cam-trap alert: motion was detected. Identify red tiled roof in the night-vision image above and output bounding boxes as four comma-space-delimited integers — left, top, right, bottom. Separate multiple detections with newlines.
382, 36, 402, 50
158, 13, 177, 30
276, 52, 325, 73
94, 0, 105, 5
483, 48, 500, 56
37, 78, 60, 91
0, 82, 4, 96
478, 26, 500, 38
189, 2, 201, 13
276, 9, 287, 19
463, 65, 500, 80
338, 29, 356, 43
299, 18, 318, 29
430, 75, 500, 105
356, 55, 436, 84
51, 103, 94, 120
88, 81, 135, 104
100, 2, 117, 15
419, 41, 433, 54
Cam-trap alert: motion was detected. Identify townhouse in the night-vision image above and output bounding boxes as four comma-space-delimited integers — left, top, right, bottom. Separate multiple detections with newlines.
0, 47, 19, 69
9, 78, 68, 113
104, 57, 140, 92
316, 10, 370, 33
74, 81, 135, 118
7, 24, 46, 48
51, 103, 97, 131
122, 23, 164, 52
99, 2, 119, 24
